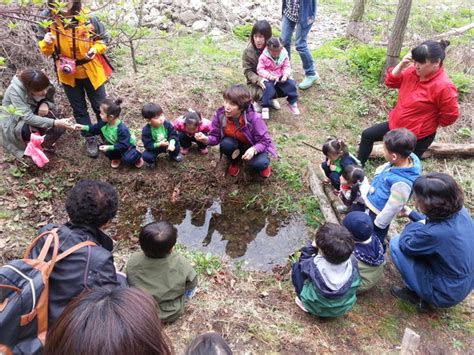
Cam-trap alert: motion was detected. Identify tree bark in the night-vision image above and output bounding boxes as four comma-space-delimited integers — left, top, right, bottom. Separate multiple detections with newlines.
380, 0, 413, 82
306, 165, 340, 224
346, 0, 369, 41
370, 142, 474, 158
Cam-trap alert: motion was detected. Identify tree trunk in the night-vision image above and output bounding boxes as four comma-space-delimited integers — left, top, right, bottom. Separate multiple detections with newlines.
306, 165, 340, 224
370, 142, 474, 158
346, 0, 369, 42
380, 0, 413, 82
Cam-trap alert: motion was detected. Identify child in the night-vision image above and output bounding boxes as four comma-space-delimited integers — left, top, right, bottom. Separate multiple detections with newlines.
75, 98, 143, 169
343, 212, 385, 292
185, 333, 233, 355
141, 103, 183, 167
364, 128, 422, 248
126, 221, 198, 323
291, 223, 360, 318
339, 165, 370, 213
257, 37, 299, 119
321, 137, 360, 191
173, 110, 212, 155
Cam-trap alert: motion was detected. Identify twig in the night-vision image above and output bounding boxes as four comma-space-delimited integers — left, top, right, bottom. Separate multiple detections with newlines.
302, 141, 322, 152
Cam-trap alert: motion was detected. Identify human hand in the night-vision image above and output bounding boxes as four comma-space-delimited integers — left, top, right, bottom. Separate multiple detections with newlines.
258, 78, 268, 89
159, 140, 169, 148
242, 146, 256, 161
99, 145, 112, 152
37, 102, 49, 117
86, 47, 97, 60
195, 132, 208, 144
400, 52, 413, 68
269, 75, 279, 82
329, 164, 337, 172
280, 75, 288, 82
53, 118, 73, 130
44, 32, 55, 45
398, 206, 412, 218
168, 141, 176, 152
73, 123, 85, 131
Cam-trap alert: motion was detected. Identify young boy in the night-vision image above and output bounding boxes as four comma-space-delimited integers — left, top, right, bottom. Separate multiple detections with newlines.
126, 221, 197, 322
364, 128, 422, 247
141, 103, 183, 167
342, 211, 385, 292
291, 223, 360, 318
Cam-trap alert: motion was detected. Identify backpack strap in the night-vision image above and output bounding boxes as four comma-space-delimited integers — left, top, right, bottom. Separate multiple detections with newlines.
24, 228, 60, 263
56, 241, 96, 262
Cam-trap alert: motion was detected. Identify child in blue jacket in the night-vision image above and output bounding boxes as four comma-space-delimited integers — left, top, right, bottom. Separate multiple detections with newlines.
141, 103, 183, 168
75, 98, 143, 169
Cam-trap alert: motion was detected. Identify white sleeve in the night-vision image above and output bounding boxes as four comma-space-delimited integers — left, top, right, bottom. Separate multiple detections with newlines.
374, 181, 412, 229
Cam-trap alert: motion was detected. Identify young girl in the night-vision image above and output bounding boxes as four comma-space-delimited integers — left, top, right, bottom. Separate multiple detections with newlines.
257, 37, 299, 119
339, 165, 370, 212
173, 110, 212, 155
75, 98, 143, 169
321, 137, 360, 191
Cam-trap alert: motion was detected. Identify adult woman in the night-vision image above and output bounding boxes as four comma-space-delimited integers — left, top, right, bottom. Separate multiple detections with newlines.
390, 173, 473, 310
37, 0, 112, 158
44, 287, 173, 355
358, 40, 459, 166
1, 69, 71, 159
242, 20, 278, 113
195, 84, 278, 178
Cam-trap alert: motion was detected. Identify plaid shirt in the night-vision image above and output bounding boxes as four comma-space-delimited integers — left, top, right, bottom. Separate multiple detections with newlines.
283, 0, 300, 22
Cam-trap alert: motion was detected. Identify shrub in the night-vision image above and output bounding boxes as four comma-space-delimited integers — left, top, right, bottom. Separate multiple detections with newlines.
346, 44, 387, 87
451, 72, 472, 102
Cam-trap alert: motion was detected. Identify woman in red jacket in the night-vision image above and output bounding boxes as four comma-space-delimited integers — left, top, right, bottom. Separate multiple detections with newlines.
357, 40, 459, 166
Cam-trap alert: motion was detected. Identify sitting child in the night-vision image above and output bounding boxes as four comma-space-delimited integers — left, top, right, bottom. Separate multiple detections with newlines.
321, 137, 360, 192
339, 165, 370, 213
173, 110, 212, 155
257, 36, 299, 119
291, 223, 360, 318
141, 103, 183, 167
75, 98, 143, 169
364, 128, 422, 248
343, 212, 385, 292
126, 221, 198, 323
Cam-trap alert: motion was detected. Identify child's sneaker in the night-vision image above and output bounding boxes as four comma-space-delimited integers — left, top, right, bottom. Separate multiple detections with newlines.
253, 101, 262, 113
111, 160, 121, 169
288, 103, 300, 115
260, 166, 272, 178
172, 153, 184, 163
228, 163, 240, 177
261, 107, 270, 120
181, 147, 190, 155
199, 147, 209, 155
270, 99, 281, 110
295, 296, 308, 312
135, 157, 144, 168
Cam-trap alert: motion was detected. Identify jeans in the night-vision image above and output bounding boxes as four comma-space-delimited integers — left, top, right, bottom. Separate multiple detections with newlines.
281, 16, 316, 77
357, 121, 437, 166
143, 143, 181, 164
219, 136, 270, 172
389, 235, 422, 295
261, 80, 298, 107
105, 147, 142, 165
291, 262, 306, 296
178, 132, 207, 149
63, 79, 106, 136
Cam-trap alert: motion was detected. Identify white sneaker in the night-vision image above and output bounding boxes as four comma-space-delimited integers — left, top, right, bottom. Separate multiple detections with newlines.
261, 107, 270, 120
295, 296, 308, 312
270, 99, 281, 110
253, 101, 262, 113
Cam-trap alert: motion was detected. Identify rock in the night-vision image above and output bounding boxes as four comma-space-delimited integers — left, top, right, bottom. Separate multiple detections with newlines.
178, 9, 200, 24
192, 20, 210, 32
209, 27, 225, 38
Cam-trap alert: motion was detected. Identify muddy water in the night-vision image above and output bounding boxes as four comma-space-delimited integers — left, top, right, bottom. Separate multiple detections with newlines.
143, 199, 308, 272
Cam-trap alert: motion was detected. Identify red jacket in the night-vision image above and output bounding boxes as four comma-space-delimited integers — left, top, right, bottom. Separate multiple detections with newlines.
385, 66, 459, 139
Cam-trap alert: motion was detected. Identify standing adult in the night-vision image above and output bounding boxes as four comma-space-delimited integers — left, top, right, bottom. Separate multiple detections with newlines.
1, 69, 71, 159
358, 40, 459, 166
37, 0, 112, 158
280, 0, 319, 90
390, 173, 473, 310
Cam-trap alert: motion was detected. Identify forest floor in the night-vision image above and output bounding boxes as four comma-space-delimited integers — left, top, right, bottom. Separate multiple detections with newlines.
1, 0, 473, 353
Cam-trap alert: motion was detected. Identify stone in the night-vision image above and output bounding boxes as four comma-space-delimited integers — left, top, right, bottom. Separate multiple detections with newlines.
192, 20, 210, 32
179, 9, 200, 24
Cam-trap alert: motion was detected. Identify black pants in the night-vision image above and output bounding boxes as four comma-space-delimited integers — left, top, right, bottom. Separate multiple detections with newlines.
21, 109, 65, 148
219, 137, 269, 172
178, 132, 207, 149
369, 210, 389, 252
357, 121, 436, 166
321, 160, 341, 190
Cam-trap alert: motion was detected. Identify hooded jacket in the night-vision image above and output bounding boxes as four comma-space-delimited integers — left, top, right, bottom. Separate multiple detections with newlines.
257, 47, 291, 80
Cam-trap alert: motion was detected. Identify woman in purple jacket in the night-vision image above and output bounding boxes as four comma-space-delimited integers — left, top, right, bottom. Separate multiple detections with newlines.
196, 84, 278, 178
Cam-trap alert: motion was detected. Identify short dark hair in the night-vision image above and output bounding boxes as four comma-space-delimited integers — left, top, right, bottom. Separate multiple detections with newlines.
322, 136, 348, 157
250, 20, 272, 49
142, 103, 163, 119
19, 69, 50, 93
411, 40, 450, 64
223, 84, 251, 111
383, 128, 416, 157
101, 97, 123, 118
184, 110, 202, 129
44, 287, 173, 355
412, 173, 464, 220
315, 223, 354, 264
65, 179, 118, 228
139, 221, 177, 258
185, 332, 232, 355
266, 36, 284, 50
341, 165, 365, 202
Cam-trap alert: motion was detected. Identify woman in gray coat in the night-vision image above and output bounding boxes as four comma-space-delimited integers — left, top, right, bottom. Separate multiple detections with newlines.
1, 69, 72, 159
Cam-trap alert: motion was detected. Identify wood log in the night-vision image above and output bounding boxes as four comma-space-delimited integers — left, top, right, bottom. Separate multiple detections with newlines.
400, 328, 420, 355
306, 165, 340, 224
370, 142, 474, 158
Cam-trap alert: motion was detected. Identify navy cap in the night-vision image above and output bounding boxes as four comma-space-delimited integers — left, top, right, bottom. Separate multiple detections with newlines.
342, 211, 374, 241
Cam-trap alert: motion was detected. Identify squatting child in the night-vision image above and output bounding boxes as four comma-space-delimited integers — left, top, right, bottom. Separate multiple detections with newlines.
173, 110, 212, 155
339, 165, 370, 213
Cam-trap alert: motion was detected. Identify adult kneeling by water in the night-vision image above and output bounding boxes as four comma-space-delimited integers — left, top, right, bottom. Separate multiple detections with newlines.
390, 173, 473, 311
358, 40, 460, 166
1, 69, 73, 160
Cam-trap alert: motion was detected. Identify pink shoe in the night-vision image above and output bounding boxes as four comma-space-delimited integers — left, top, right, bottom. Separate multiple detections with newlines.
199, 147, 209, 155
181, 147, 190, 155
135, 157, 144, 168
111, 160, 121, 169
288, 103, 300, 115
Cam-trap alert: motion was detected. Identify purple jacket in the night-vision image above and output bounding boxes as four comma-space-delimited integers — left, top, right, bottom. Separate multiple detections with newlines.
207, 105, 278, 158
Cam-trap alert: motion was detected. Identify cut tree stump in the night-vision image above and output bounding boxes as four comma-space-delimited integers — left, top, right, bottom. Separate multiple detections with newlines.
306, 165, 340, 224
370, 142, 474, 159
400, 327, 421, 355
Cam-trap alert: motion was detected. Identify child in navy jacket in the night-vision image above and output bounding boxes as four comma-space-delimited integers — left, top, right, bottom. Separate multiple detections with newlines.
75, 98, 143, 169
141, 103, 183, 167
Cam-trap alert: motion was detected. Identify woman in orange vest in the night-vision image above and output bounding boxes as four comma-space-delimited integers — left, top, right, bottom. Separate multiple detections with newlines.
37, 0, 112, 158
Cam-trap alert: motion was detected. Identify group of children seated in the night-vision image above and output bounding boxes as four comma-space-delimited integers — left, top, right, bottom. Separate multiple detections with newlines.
74, 98, 211, 169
